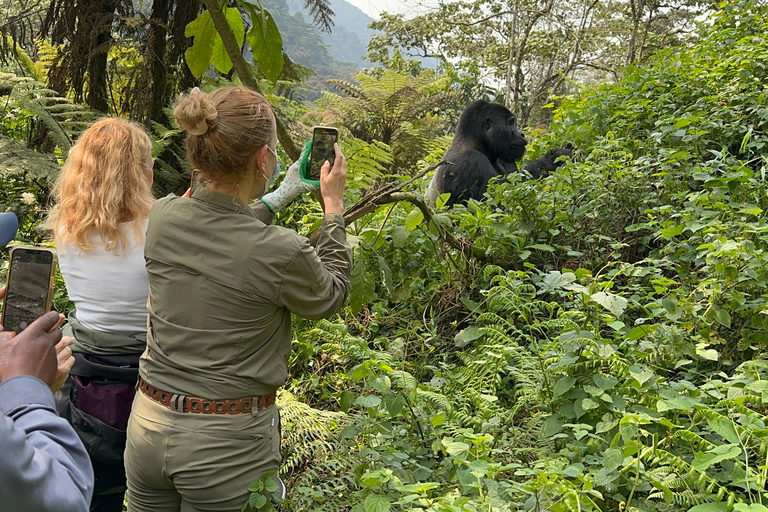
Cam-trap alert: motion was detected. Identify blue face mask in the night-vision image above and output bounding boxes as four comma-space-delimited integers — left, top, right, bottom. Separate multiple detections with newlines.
264, 146, 281, 190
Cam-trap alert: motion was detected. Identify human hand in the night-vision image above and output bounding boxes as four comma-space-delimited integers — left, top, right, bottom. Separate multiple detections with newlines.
320, 143, 346, 215
51, 336, 75, 392
0, 311, 63, 387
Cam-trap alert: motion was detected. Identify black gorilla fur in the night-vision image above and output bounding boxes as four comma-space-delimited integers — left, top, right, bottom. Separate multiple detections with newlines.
427, 100, 527, 206
523, 143, 574, 179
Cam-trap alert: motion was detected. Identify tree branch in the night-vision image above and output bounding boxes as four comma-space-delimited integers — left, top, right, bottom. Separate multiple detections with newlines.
199, 0, 300, 160
307, 161, 517, 269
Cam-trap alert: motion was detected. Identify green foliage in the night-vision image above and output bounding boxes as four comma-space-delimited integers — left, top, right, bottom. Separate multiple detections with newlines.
271, 3, 768, 511
309, 69, 456, 175
185, 2, 284, 82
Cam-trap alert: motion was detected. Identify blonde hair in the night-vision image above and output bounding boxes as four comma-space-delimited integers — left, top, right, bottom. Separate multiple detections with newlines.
173, 87, 275, 183
46, 118, 154, 253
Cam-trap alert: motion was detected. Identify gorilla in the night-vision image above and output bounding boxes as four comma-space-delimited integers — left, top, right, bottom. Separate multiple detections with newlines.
523, 143, 574, 179
426, 100, 528, 206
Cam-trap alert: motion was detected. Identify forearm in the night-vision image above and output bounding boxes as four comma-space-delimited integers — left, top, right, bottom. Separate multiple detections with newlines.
0, 376, 93, 512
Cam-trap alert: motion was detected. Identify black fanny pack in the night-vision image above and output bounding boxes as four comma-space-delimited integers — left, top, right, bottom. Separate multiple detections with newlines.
56, 352, 141, 464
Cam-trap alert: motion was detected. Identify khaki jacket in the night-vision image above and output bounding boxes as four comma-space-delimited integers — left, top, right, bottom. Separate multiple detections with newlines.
139, 188, 352, 398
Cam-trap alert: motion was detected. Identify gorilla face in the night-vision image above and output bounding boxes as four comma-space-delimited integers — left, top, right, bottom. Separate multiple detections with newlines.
485, 109, 528, 163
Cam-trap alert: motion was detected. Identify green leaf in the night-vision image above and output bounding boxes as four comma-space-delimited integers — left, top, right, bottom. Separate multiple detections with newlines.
593, 374, 618, 391
590, 291, 628, 318
391, 225, 408, 248
384, 393, 406, 416
580, 397, 599, 411
628, 324, 657, 340
444, 440, 470, 460
539, 416, 563, 438
248, 493, 267, 510
661, 298, 678, 314
364, 494, 391, 512
246, 9, 283, 82
691, 444, 741, 471
603, 447, 624, 472
339, 390, 355, 412
454, 326, 482, 347
526, 243, 555, 252
715, 308, 731, 328
553, 376, 576, 398
660, 224, 685, 238
629, 364, 654, 385
211, 8, 245, 74
185, 11, 218, 78
263, 478, 279, 493
687, 503, 729, 512
355, 395, 382, 408
396, 482, 440, 493
706, 415, 740, 444
736, 503, 764, 512
405, 208, 424, 231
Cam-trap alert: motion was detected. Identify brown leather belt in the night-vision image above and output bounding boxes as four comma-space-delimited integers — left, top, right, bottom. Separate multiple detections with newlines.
138, 377, 276, 415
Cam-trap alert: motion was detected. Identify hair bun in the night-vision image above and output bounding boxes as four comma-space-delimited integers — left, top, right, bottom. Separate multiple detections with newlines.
174, 87, 218, 136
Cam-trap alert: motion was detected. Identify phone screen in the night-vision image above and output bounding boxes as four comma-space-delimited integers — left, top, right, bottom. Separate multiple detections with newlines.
309, 127, 339, 181
2, 248, 55, 332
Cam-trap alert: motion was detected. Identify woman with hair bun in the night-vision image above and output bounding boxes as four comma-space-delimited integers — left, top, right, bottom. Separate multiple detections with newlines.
46, 117, 155, 512
124, 86, 351, 511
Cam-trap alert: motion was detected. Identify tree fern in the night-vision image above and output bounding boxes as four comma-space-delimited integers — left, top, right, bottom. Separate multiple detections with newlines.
0, 135, 60, 180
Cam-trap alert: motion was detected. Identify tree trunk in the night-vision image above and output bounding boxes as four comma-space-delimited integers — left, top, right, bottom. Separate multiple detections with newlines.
148, 0, 172, 124
86, 0, 119, 112
626, 0, 645, 65
170, 0, 201, 92
504, 0, 519, 108
199, 0, 300, 160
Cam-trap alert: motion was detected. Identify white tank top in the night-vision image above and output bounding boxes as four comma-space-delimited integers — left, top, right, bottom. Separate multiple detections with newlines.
57, 220, 149, 334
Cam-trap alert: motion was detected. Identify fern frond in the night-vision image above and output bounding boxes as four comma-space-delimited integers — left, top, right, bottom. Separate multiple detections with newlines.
0, 135, 60, 180
324, 79, 366, 100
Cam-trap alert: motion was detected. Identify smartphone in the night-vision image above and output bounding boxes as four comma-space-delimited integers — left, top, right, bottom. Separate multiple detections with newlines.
309, 127, 339, 181
1, 247, 56, 333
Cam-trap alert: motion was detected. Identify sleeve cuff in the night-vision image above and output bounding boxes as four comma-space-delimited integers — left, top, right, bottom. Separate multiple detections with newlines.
0, 376, 55, 416
323, 213, 346, 227
260, 198, 276, 215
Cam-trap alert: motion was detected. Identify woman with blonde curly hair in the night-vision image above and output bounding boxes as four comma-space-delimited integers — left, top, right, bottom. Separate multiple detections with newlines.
47, 117, 155, 512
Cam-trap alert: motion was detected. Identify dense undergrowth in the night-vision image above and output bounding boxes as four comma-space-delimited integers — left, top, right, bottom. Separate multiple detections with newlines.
2, 2, 768, 512
276, 3, 768, 511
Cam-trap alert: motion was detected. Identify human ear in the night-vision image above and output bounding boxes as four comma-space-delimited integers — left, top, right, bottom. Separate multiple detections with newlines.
253, 145, 269, 175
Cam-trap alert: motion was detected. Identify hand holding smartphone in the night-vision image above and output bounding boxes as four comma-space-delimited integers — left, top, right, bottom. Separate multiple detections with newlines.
1, 247, 57, 333
300, 127, 339, 185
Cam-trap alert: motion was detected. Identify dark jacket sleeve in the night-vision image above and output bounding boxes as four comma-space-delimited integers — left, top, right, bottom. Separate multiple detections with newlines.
277, 213, 352, 320
0, 376, 94, 512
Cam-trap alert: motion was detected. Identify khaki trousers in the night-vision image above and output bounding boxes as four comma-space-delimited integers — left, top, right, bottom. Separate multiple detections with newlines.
125, 391, 281, 512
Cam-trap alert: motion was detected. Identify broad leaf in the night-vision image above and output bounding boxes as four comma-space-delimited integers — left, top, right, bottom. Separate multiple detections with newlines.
590, 291, 627, 318
185, 11, 218, 78
553, 376, 576, 398
364, 494, 391, 512
211, 8, 246, 74
247, 9, 284, 82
